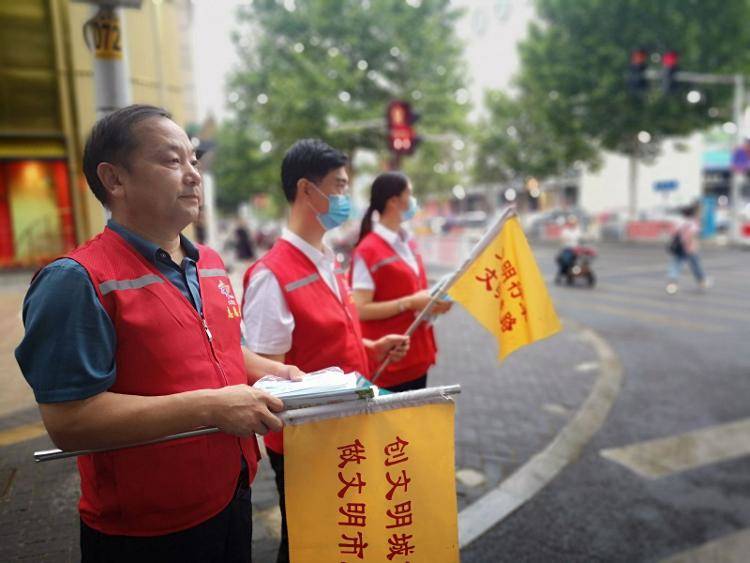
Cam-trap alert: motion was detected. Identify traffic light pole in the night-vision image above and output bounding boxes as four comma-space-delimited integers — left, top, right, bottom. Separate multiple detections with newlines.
389, 153, 402, 171
644, 68, 747, 244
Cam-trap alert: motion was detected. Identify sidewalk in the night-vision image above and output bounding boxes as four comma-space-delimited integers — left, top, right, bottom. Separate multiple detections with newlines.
0, 262, 602, 561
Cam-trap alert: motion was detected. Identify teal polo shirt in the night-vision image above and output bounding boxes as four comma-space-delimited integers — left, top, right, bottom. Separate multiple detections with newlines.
15, 221, 203, 403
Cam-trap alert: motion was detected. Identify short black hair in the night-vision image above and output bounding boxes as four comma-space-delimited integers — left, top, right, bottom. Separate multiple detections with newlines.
83, 104, 172, 205
280, 139, 348, 202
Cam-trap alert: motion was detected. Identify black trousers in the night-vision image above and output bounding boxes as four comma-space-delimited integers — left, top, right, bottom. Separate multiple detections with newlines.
380, 373, 428, 393
80, 470, 252, 563
266, 449, 289, 563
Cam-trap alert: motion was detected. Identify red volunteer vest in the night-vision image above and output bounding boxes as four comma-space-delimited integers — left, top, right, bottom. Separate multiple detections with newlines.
243, 238, 371, 454
351, 231, 437, 388
67, 227, 259, 536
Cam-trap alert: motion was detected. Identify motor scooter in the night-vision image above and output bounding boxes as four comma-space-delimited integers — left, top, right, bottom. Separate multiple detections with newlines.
555, 245, 597, 287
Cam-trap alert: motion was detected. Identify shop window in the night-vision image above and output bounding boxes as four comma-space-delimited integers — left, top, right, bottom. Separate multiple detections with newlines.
0, 159, 75, 266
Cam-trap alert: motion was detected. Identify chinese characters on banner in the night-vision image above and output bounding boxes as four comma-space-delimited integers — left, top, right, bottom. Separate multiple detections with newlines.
448, 216, 561, 359
284, 403, 459, 562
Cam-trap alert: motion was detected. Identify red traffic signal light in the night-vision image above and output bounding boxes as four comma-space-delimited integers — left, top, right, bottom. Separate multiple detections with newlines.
630, 49, 648, 66
662, 50, 679, 69
628, 49, 648, 94
387, 101, 420, 155
662, 50, 679, 93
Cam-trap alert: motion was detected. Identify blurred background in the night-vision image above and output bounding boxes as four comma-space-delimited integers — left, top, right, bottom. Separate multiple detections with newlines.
2, 1, 750, 561
4, 0, 750, 269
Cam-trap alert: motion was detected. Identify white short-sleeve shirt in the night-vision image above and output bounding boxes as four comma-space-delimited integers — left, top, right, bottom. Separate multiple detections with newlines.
242, 228, 341, 356
351, 223, 419, 291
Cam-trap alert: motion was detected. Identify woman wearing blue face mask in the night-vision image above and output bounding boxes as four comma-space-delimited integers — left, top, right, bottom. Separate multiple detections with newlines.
350, 172, 452, 392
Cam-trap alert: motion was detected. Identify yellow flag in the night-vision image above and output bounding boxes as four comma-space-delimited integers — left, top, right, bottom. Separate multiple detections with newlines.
284, 403, 459, 562
447, 216, 561, 359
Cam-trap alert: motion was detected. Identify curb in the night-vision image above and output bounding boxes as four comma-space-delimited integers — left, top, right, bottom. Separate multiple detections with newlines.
457, 320, 624, 548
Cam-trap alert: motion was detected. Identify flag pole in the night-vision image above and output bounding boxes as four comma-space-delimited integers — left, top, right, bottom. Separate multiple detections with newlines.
371, 205, 517, 384
33, 387, 377, 463
33, 385, 461, 463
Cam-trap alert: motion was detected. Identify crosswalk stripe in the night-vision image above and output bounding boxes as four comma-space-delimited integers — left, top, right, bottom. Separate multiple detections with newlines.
570, 287, 750, 322
660, 528, 750, 563
0, 421, 47, 447
600, 418, 750, 479
555, 300, 726, 332
598, 279, 749, 307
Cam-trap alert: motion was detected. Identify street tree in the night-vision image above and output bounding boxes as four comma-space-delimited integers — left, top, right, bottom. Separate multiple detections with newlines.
511, 0, 750, 215
216, 0, 470, 211
474, 90, 597, 187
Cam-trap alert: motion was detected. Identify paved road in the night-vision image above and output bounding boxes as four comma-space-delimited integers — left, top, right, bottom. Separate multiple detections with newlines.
462, 243, 750, 562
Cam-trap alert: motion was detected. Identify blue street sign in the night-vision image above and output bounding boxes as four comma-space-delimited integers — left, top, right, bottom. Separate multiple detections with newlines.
654, 180, 679, 192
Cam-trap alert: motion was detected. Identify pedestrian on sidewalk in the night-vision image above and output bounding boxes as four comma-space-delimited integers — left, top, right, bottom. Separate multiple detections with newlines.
15, 105, 304, 562
350, 171, 452, 392
240, 138, 409, 562
666, 204, 710, 294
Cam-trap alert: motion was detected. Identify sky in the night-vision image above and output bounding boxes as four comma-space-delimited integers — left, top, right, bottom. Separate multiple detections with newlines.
191, 0, 534, 123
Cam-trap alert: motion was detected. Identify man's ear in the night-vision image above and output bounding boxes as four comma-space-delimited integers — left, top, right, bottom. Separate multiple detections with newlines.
297, 177, 310, 198
96, 162, 126, 201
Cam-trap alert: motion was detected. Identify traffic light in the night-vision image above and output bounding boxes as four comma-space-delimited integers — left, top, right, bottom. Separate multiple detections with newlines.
662, 50, 679, 94
387, 101, 420, 155
628, 49, 648, 94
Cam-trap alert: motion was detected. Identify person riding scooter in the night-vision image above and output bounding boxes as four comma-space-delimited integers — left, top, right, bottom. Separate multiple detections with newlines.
555, 215, 597, 287
556, 215, 581, 280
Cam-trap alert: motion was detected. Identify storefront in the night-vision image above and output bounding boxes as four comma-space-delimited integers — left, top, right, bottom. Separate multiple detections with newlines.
0, 159, 76, 266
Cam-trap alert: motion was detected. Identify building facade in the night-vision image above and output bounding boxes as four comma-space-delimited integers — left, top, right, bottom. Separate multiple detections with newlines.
0, 0, 196, 268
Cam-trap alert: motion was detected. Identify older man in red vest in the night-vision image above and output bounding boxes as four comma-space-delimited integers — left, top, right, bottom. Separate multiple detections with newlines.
15, 105, 301, 562
242, 138, 409, 562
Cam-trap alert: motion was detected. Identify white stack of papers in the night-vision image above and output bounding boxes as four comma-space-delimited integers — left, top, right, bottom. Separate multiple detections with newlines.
254, 367, 373, 409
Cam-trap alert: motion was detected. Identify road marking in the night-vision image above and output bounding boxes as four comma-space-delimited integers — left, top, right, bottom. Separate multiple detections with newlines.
459, 321, 623, 548
456, 468, 486, 488
542, 403, 570, 417
613, 278, 750, 303
556, 301, 726, 333
661, 528, 750, 562
575, 361, 599, 373
597, 283, 750, 311
600, 418, 750, 479
0, 467, 17, 500
576, 288, 750, 323
0, 421, 47, 447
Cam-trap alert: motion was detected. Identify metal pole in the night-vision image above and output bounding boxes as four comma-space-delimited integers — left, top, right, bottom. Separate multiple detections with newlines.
34, 385, 459, 462
730, 74, 745, 244
628, 145, 639, 220
84, 4, 132, 118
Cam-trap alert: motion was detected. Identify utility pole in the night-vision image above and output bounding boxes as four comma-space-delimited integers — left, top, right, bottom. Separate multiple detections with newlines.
642, 67, 747, 244
75, 0, 142, 117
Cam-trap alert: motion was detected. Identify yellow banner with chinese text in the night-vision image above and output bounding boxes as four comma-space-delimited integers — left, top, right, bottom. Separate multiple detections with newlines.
284, 402, 459, 562
447, 216, 561, 359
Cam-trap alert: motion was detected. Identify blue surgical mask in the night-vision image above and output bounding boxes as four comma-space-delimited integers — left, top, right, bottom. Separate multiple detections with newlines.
403, 196, 418, 221
309, 183, 351, 230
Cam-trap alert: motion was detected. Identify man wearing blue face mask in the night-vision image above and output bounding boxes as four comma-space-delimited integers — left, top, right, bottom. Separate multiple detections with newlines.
241, 138, 409, 563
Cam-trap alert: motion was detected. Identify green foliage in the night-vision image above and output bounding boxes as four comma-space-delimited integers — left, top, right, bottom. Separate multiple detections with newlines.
474, 90, 598, 184
215, 0, 471, 211
476, 0, 750, 183
212, 121, 277, 213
